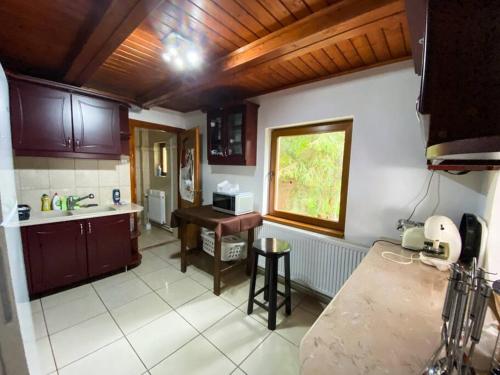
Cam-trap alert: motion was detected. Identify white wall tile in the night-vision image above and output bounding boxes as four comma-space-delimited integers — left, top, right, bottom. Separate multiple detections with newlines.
75, 160, 99, 187
98, 160, 119, 187
117, 158, 131, 187
20, 189, 48, 212
99, 187, 114, 206
14, 157, 132, 209
15, 157, 50, 191
48, 158, 75, 190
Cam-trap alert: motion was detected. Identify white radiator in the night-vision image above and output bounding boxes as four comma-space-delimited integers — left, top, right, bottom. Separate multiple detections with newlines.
256, 221, 369, 297
148, 189, 166, 224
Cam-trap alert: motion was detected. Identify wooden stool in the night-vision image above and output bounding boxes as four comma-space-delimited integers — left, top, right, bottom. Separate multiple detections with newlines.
247, 238, 292, 330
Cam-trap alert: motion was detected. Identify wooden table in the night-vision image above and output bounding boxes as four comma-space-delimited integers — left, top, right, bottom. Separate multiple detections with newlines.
171, 205, 263, 295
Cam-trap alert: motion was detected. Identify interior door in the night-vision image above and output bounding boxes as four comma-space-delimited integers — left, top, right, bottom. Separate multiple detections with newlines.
178, 127, 202, 249
71, 94, 121, 155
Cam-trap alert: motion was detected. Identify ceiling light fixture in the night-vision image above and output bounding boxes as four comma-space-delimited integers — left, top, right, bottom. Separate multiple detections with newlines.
162, 32, 203, 71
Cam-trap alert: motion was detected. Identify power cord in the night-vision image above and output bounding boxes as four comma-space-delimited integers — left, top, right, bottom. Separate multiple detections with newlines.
381, 251, 420, 265
407, 170, 435, 221
372, 240, 421, 266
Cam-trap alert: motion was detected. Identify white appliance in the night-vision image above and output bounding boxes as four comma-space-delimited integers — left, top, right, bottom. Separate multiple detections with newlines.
0, 63, 38, 374
420, 215, 462, 271
212, 192, 254, 215
148, 189, 166, 224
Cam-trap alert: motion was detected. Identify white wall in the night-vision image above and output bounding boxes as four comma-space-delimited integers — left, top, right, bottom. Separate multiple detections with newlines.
129, 106, 187, 129
186, 61, 487, 246
481, 171, 500, 275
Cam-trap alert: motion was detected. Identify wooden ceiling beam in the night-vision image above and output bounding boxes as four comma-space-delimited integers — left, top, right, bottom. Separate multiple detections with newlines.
163, 13, 406, 105
140, 0, 405, 108
64, 0, 165, 86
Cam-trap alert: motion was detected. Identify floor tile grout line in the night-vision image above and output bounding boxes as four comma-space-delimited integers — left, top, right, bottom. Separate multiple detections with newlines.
200, 317, 272, 369
39, 297, 59, 374
139, 238, 179, 252
150, 289, 242, 370
54, 336, 124, 372
89, 283, 150, 373
234, 330, 274, 370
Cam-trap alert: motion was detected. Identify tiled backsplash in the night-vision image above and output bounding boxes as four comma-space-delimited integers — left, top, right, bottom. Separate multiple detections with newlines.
14, 156, 131, 212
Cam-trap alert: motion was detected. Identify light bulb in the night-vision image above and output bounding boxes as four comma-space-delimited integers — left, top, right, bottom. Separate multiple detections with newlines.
162, 52, 171, 62
186, 49, 202, 67
174, 57, 184, 70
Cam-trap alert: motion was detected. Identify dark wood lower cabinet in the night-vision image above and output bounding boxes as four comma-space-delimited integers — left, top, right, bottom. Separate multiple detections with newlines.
86, 215, 131, 277
25, 220, 88, 295
22, 214, 132, 296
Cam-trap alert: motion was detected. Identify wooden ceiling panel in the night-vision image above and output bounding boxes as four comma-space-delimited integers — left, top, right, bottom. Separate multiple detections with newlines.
215, 0, 269, 38
234, 0, 284, 32
1, 0, 412, 111
310, 49, 340, 74
0, 0, 111, 79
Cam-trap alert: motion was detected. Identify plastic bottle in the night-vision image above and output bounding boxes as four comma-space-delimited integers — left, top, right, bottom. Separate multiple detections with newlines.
51, 193, 61, 210
41, 194, 51, 211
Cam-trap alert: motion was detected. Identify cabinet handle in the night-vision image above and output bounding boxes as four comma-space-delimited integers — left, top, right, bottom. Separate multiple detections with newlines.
88, 222, 92, 234
80, 223, 84, 235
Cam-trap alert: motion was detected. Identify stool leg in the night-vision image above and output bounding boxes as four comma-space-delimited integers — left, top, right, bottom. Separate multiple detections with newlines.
284, 253, 292, 315
268, 257, 279, 330
264, 257, 270, 301
247, 251, 259, 315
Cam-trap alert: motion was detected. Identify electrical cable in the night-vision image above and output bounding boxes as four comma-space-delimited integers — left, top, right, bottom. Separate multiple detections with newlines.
381, 251, 420, 265
372, 239, 401, 247
431, 173, 441, 216
407, 170, 435, 221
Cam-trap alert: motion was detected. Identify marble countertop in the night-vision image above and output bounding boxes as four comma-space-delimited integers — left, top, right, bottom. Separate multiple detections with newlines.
16, 203, 143, 227
299, 241, 449, 375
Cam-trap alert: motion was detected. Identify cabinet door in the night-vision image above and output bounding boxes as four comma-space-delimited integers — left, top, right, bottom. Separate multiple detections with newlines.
9, 80, 73, 153
225, 106, 246, 164
207, 110, 226, 163
72, 94, 121, 155
26, 221, 87, 294
86, 215, 131, 277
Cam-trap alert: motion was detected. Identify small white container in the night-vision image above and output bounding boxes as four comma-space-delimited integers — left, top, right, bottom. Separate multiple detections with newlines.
201, 228, 247, 261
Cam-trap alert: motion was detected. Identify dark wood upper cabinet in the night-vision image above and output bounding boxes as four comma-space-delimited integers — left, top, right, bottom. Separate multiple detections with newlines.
26, 220, 88, 294
9, 76, 128, 159
9, 80, 73, 153
207, 102, 258, 166
407, 0, 500, 162
72, 94, 121, 155
86, 214, 131, 277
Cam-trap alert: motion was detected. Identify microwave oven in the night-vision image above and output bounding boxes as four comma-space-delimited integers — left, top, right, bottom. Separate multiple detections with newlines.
212, 192, 254, 215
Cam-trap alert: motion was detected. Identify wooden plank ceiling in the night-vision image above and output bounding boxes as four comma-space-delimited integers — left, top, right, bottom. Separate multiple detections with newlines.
0, 0, 411, 112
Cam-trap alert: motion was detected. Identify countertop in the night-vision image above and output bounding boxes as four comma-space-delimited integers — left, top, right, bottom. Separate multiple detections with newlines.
299, 241, 448, 375
16, 203, 143, 227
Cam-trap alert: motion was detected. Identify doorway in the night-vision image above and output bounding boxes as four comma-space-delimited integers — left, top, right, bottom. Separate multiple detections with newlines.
130, 119, 182, 249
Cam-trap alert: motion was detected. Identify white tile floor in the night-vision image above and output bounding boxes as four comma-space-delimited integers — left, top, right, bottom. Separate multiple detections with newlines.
30, 240, 323, 375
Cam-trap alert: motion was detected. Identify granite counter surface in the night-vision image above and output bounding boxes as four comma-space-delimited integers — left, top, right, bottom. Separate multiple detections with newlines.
299, 241, 448, 374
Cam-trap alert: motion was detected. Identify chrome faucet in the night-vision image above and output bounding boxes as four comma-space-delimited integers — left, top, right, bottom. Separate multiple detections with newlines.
67, 193, 95, 210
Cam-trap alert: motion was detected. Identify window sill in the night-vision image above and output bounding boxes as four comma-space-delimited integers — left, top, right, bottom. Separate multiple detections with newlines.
263, 215, 344, 239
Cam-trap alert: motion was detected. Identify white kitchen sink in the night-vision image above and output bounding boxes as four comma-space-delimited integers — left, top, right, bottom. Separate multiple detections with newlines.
70, 206, 117, 215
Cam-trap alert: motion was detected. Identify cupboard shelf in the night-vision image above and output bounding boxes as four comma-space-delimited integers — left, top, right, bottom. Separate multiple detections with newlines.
206, 101, 258, 166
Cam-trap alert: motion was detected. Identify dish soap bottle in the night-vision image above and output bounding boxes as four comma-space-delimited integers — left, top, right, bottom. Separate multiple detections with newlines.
41, 194, 51, 211
51, 193, 61, 210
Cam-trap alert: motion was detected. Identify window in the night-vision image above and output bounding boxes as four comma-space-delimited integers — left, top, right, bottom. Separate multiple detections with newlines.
267, 120, 352, 236
154, 142, 168, 177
